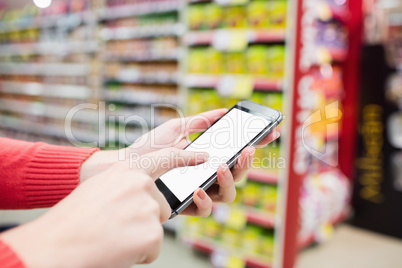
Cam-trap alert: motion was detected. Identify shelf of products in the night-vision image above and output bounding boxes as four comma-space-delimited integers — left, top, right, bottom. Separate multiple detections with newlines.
248, 169, 279, 184
0, 114, 99, 143
0, 41, 99, 56
280, 0, 356, 267
184, 238, 272, 268
181, 1, 286, 267
184, 74, 283, 91
100, 23, 183, 40
184, 29, 286, 46
182, 216, 275, 268
100, 0, 181, 148
0, 99, 99, 123
0, 0, 360, 267
0, 11, 94, 33
0, 63, 90, 76
0, 81, 92, 100
0, 1, 101, 146
99, 0, 179, 20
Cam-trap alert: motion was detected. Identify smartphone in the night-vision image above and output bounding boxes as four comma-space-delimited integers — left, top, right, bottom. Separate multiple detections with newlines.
156, 100, 283, 219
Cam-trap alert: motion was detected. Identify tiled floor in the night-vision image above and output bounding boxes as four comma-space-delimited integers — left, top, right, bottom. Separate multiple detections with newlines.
1, 210, 402, 268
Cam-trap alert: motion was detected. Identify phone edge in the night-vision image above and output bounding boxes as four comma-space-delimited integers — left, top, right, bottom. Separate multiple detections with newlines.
169, 112, 283, 219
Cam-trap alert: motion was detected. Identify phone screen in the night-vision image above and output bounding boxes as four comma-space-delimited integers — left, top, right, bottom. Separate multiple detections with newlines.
159, 107, 273, 202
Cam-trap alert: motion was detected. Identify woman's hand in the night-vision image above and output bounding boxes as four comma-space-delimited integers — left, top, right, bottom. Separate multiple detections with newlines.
81, 109, 279, 182
78, 109, 229, 183
1, 149, 207, 268
80, 109, 280, 217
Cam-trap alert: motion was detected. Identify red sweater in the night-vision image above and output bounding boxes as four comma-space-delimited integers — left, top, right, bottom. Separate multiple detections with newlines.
0, 138, 99, 268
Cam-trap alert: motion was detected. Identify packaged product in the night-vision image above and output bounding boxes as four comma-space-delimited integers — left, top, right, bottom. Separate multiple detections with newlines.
269, 1, 287, 29
225, 52, 247, 74
205, 3, 225, 30
188, 4, 205, 30
223, 6, 248, 29
206, 48, 224, 74
247, 45, 269, 75
247, 1, 270, 29
267, 45, 285, 78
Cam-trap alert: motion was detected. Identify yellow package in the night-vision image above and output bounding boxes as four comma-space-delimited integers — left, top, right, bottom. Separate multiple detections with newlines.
205, 3, 224, 30
224, 6, 248, 29
267, 45, 285, 79
188, 5, 205, 30
269, 1, 287, 29
247, 46, 269, 76
247, 1, 270, 29
188, 48, 207, 73
206, 48, 224, 74
225, 52, 247, 74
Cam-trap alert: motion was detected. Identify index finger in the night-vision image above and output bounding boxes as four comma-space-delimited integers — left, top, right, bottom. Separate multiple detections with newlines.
137, 148, 209, 179
183, 108, 228, 136
255, 129, 280, 148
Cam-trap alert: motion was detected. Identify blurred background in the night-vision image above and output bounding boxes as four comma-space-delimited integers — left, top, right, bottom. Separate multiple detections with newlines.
0, 0, 402, 267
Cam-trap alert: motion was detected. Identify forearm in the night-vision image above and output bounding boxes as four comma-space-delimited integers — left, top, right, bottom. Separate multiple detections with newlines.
0, 138, 99, 209
79, 147, 149, 184
0, 237, 25, 268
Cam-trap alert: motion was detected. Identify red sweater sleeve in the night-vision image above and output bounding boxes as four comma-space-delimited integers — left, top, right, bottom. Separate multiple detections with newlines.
0, 137, 99, 209
0, 240, 25, 268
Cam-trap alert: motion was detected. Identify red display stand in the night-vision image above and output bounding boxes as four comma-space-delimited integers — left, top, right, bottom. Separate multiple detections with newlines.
280, 1, 363, 267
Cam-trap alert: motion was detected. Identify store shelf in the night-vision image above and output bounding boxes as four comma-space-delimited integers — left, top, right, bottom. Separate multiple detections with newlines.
189, 0, 211, 3
0, 11, 94, 34
0, 115, 99, 143
100, 23, 184, 40
0, 41, 99, 56
212, 203, 275, 229
105, 75, 179, 85
248, 169, 279, 184
185, 74, 283, 91
184, 29, 286, 46
99, 0, 179, 20
0, 99, 98, 124
107, 109, 174, 127
246, 207, 275, 229
184, 238, 271, 268
104, 53, 179, 63
0, 63, 90, 76
103, 89, 180, 106
0, 81, 92, 100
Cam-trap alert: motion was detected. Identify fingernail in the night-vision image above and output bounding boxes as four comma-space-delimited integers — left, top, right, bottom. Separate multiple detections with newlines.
197, 189, 206, 200
203, 152, 209, 161
274, 131, 281, 140
221, 163, 229, 173
248, 147, 255, 157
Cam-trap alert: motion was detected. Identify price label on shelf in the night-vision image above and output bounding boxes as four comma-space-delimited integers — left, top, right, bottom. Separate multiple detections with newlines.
212, 29, 248, 52
213, 203, 247, 230
214, 0, 249, 6
211, 248, 245, 268
226, 255, 245, 268
217, 75, 254, 99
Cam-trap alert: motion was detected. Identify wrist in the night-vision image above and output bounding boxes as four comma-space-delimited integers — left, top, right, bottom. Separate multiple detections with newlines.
79, 150, 122, 183
0, 221, 53, 268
